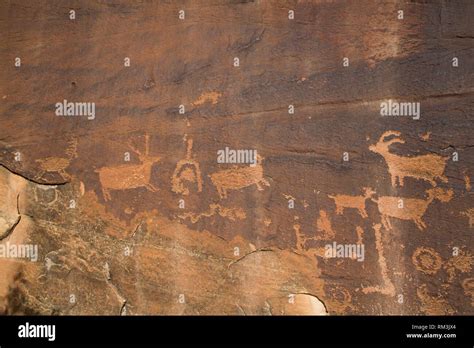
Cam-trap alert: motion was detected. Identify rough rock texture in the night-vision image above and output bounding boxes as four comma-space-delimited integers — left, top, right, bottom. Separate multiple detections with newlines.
0, 0, 473, 315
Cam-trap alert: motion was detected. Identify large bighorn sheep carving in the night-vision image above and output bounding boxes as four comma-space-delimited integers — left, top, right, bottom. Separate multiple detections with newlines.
369, 131, 448, 187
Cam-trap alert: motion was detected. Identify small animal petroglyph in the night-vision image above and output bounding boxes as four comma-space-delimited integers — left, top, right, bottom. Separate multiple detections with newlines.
328, 187, 376, 218
362, 223, 395, 296
372, 187, 453, 231
369, 131, 449, 187
171, 138, 203, 195
209, 155, 269, 199
95, 135, 160, 201
179, 204, 246, 223
36, 138, 78, 180
192, 91, 221, 106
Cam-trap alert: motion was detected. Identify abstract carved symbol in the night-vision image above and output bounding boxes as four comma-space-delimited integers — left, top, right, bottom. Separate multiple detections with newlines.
36, 138, 78, 181
412, 247, 443, 275
362, 223, 395, 296
209, 155, 269, 199
328, 187, 376, 218
369, 131, 449, 187
171, 138, 203, 195
371, 187, 453, 231
95, 134, 160, 202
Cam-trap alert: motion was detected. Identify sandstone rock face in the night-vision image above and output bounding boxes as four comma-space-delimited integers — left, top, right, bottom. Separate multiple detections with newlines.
0, 0, 472, 315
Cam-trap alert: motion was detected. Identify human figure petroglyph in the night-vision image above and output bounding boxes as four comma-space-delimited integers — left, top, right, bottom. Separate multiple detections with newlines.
209, 155, 269, 199
328, 187, 376, 218
362, 223, 395, 296
171, 138, 203, 195
460, 208, 474, 228
36, 138, 78, 181
371, 188, 453, 231
369, 131, 449, 187
95, 134, 160, 201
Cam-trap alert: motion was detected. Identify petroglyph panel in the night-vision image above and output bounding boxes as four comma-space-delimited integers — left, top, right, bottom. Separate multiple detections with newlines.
0, 0, 472, 315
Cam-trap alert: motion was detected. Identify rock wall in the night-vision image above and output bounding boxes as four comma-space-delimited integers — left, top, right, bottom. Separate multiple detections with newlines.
0, 0, 473, 315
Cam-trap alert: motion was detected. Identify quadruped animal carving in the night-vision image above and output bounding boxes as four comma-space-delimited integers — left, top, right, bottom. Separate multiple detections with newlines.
369, 131, 449, 187
372, 188, 453, 231
209, 155, 269, 199
95, 135, 160, 201
328, 187, 376, 218
36, 138, 78, 180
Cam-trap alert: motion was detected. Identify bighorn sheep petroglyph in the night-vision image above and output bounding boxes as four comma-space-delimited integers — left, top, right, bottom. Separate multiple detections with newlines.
209, 155, 269, 199
95, 135, 160, 201
371, 188, 453, 231
328, 187, 376, 218
369, 131, 449, 187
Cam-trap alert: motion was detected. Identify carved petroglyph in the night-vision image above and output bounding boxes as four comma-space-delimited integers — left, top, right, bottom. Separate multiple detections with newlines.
34, 185, 59, 206
372, 188, 453, 231
171, 138, 203, 195
362, 224, 395, 296
325, 285, 354, 313
36, 138, 78, 180
192, 91, 221, 106
95, 135, 160, 201
420, 131, 431, 141
463, 170, 471, 191
178, 204, 246, 223
328, 187, 375, 218
315, 210, 335, 240
209, 155, 269, 199
369, 131, 449, 187
461, 208, 474, 228
445, 250, 473, 282
412, 246, 472, 282
461, 278, 474, 306
417, 284, 455, 315
412, 247, 443, 275
355, 226, 364, 245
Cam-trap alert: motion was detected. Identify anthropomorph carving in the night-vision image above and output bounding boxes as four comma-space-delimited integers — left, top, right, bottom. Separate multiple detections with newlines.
171, 138, 202, 195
